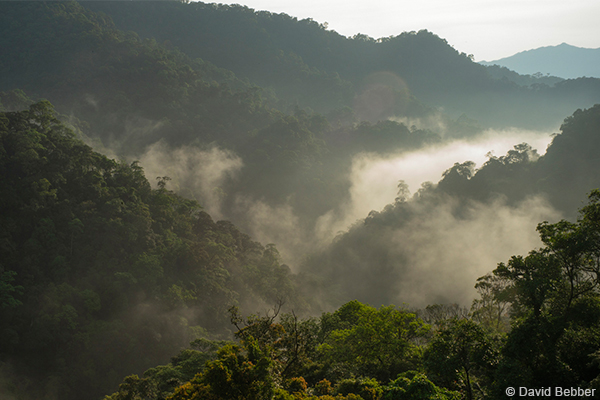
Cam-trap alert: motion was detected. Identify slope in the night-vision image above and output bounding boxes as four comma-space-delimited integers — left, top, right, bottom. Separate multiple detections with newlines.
0, 100, 304, 399
0, 1, 449, 261
82, 1, 600, 129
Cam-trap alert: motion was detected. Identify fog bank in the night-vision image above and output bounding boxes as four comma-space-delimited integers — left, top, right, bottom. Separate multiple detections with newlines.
315, 128, 554, 240
136, 142, 243, 220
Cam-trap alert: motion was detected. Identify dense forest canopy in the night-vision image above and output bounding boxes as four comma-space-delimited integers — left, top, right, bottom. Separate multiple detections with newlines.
1, 1, 600, 399
104, 189, 600, 399
0, 101, 307, 399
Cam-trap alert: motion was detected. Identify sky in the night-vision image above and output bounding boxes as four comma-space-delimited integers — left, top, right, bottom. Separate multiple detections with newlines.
224, 0, 600, 61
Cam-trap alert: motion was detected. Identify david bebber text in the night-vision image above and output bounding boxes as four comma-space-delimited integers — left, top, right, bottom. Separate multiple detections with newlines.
517, 387, 596, 397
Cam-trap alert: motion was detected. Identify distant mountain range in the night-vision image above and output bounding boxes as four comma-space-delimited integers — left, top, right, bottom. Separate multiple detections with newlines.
480, 43, 600, 79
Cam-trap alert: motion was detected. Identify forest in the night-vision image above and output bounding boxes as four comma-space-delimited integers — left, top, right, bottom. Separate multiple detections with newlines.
1, 1, 600, 399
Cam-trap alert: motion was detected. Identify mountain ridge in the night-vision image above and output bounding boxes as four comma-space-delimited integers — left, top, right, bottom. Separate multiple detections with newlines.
2, 2, 600, 398
480, 42, 600, 79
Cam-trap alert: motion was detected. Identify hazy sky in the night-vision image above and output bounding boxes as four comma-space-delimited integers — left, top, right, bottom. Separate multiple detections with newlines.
225, 0, 600, 61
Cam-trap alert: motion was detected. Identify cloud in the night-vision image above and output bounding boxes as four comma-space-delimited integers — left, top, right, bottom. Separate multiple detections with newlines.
136, 142, 243, 219
388, 194, 561, 307
233, 197, 306, 263
123, 127, 559, 311
305, 192, 562, 310
305, 128, 563, 309
314, 128, 554, 242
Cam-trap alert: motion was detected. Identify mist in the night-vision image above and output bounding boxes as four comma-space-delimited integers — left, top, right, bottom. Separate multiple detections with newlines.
136, 142, 243, 220
300, 127, 565, 310
306, 191, 563, 310
127, 124, 562, 309
315, 128, 555, 241
130, 127, 557, 278
388, 195, 561, 306
6, 1, 600, 397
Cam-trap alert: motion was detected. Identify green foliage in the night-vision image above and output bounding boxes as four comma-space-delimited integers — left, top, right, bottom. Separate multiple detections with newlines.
320, 303, 429, 381
0, 270, 23, 309
315, 379, 334, 396
151, 301, 441, 400
2, 2, 600, 399
0, 89, 34, 112
336, 377, 383, 400
470, 274, 511, 333
424, 319, 497, 400
103, 338, 232, 400
483, 190, 600, 395
492, 188, 600, 321
168, 340, 274, 400
0, 1, 277, 154
286, 376, 308, 394
384, 371, 460, 400
304, 105, 600, 310
0, 102, 300, 400
419, 303, 469, 329
80, 2, 600, 129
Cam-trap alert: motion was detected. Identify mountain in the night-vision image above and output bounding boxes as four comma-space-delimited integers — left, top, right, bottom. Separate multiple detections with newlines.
3, 1, 600, 398
480, 43, 600, 79
79, 2, 600, 129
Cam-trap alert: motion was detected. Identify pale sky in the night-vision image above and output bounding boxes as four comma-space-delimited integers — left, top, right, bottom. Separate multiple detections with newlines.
224, 0, 600, 61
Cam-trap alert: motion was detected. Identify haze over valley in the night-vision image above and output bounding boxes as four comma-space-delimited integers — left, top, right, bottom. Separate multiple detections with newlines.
1, 1, 600, 399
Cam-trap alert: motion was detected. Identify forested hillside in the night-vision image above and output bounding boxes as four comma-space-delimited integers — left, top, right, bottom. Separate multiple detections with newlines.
0, 0, 451, 265
105, 188, 600, 399
2, 1, 600, 399
82, 1, 600, 129
0, 102, 306, 399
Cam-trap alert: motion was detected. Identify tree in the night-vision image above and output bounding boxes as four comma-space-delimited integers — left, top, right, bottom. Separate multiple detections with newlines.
470, 273, 511, 332
0, 270, 23, 309
384, 371, 460, 400
419, 303, 469, 330
168, 340, 274, 400
424, 319, 496, 400
493, 190, 600, 320
320, 301, 429, 381
0, 101, 308, 400
489, 190, 600, 393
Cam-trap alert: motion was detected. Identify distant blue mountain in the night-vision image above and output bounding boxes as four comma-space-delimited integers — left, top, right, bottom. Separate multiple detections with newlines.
480, 43, 600, 79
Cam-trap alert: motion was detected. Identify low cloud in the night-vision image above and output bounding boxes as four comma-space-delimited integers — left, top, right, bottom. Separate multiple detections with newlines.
307, 193, 562, 310
315, 128, 554, 241
233, 197, 306, 265
137, 142, 243, 219
121, 128, 560, 310
389, 194, 561, 307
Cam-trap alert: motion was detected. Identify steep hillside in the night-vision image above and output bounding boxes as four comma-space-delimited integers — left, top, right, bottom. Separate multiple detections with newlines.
0, 1, 277, 150
2, 2, 600, 399
0, 101, 304, 399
